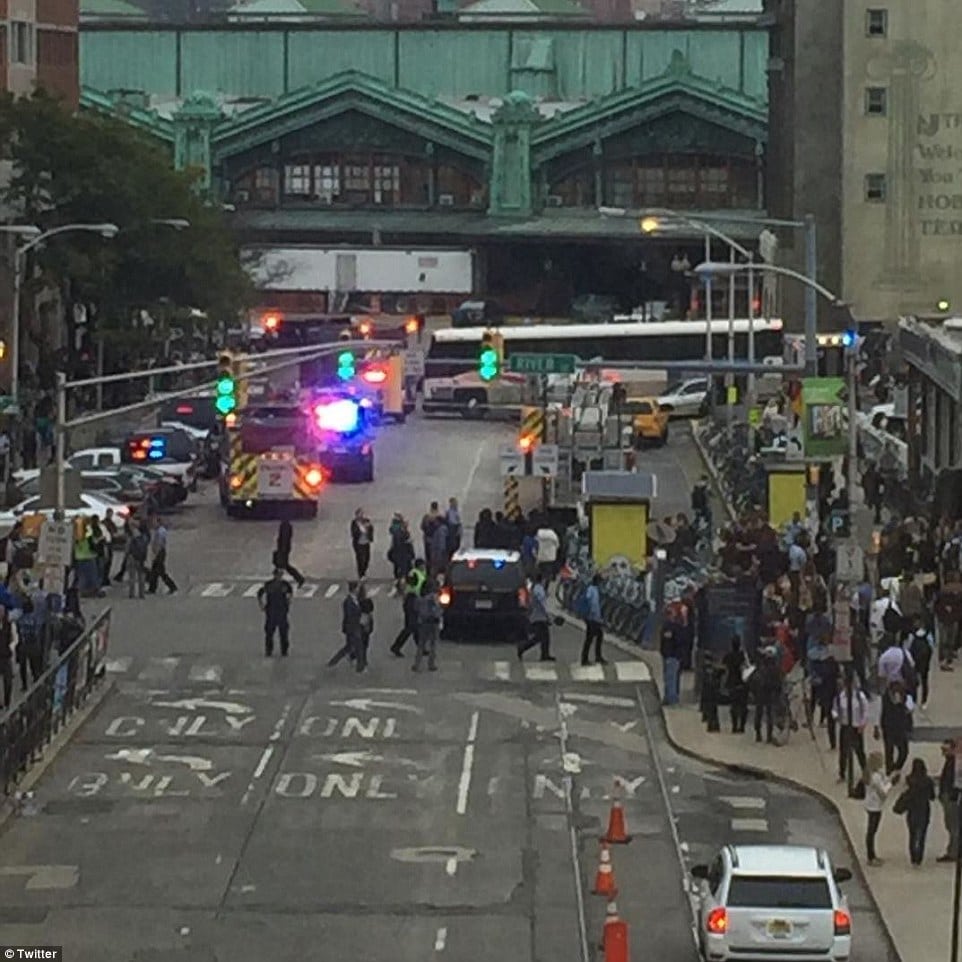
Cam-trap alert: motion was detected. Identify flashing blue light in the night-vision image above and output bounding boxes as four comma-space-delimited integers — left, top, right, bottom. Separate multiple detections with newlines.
147, 449, 164, 460
492, 559, 505, 569
315, 398, 360, 434
841, 330, 856, 348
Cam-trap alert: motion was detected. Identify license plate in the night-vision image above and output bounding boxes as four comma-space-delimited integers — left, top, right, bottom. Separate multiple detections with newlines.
767, 920, 792, 939
475, 599, 493, 609
257, 461, 293, 495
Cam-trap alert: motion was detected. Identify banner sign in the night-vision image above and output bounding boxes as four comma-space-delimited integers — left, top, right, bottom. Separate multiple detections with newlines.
802, 377, 847, 458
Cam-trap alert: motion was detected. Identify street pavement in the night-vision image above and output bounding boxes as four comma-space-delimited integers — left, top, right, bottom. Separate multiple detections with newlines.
0, 417, 896, 961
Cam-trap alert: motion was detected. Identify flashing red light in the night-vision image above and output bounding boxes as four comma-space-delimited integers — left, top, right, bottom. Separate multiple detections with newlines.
131, 450, 147, 461
519, 434, 535, 453
304, 467, 324, 487
362, 366, 387, 385
358, 320, 373, 337
229, 475, 243, 490
175, 404, 194, 415
262, 312, 282, 332
439, 587, 452, 606
706, 908, 728, 935
404, 317, 419, 335
833, 909, 851, 936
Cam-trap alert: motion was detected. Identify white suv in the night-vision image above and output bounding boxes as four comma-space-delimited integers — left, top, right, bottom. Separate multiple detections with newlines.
691, 845, 852, 962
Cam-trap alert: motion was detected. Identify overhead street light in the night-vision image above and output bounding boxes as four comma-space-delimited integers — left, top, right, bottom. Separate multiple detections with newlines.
694, 260, 844, 306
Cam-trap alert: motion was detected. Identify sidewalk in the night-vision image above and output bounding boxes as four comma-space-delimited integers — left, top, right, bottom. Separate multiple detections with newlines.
638, 646, 957, 962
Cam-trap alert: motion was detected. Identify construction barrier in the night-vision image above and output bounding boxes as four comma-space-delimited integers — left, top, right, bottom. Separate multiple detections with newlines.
503, 475, 521, 520
592, 841, 618, 896
602, 778, 632, 844
600, 899, 629, 962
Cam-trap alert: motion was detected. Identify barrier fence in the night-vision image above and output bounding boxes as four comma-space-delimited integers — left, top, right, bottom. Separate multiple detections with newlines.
0, 607, 111, 797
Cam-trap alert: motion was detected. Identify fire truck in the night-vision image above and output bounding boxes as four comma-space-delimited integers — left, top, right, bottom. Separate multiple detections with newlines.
219, 403, 326, 517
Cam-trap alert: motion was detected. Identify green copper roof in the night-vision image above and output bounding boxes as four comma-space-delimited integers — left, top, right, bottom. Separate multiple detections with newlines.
80, 87, 175, 141
81, 0, 149, 17
229, 0, 365, 16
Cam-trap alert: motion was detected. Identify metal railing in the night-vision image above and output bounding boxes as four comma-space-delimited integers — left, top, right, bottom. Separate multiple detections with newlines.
0, 607, 111, 796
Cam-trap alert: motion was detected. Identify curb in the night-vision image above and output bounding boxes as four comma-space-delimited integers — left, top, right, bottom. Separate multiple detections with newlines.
0, 678, 115, 833
688, 418, 737, 524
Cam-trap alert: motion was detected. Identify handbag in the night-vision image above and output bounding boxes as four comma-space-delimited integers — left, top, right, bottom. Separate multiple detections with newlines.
892, 789, 909, 815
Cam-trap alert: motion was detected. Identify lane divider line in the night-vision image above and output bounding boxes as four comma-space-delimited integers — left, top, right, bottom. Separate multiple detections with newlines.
455, 711, 480, 816
434, 926, 448, 952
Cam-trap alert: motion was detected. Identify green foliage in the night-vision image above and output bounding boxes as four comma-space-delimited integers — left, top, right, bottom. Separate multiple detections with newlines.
0, 91, 254, 343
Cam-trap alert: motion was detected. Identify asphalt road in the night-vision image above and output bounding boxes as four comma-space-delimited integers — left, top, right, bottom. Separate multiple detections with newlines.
0, 418, 897, 962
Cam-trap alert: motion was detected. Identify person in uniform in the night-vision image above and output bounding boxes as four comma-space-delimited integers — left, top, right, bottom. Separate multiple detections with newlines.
257, 568, 293, 657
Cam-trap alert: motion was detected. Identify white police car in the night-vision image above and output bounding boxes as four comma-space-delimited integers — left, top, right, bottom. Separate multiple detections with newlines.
691, 845, 852, 962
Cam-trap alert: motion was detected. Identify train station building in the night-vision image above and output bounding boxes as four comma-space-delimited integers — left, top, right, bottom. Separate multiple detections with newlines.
79, 19, 771, 314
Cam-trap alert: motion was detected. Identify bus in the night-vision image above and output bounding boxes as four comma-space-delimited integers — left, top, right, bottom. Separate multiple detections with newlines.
423, 318, 785, 415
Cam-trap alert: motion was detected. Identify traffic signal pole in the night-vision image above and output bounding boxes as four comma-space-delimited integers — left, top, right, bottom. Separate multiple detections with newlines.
54, 339, 398, 512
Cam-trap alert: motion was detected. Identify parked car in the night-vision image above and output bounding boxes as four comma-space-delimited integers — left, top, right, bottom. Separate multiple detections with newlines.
657, 378, 710, 418
119, 427, 199, 490
14, 469, 148, 509
439, 549, 529, 643
0, 491, 131, 532
59, 446, 193, 502
690, 845, 852, 962
623, 397, 669, 447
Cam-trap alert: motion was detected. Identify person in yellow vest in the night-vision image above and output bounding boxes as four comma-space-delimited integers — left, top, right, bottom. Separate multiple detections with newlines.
73, 516, 102, 598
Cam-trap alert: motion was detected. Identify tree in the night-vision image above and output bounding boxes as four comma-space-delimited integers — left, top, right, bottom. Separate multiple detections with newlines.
0, 91, 254, 382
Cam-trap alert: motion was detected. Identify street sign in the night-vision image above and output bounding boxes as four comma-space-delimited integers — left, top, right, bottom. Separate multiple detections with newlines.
835, 542, 864, 581
829, 507, 851, 539
499, 444, 524, 476
37, 520, 72, 568
507, 353, 577, 375
532, 443, 559, 478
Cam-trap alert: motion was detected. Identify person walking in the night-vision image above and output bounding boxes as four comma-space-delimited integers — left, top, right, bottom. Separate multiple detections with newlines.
907, 619, 935, 706
535, 524, 560, 583
421, 501, 441, 561
357, 583, 374, 669
660, 618, 683, 706
864, 751, 899, 866
14, 598, 43, 690
722, 635, 749, 733
350, 508, 373, 580
429, 515, 449, 579
833, 672, 869, 783
125, 521, 149, 600
257, 568, 294, 657
518, 571, 554, 662
934, 571, 962, 671
937, 740, 960, 862
387, 514, 415, 591
330, 581, 364, 671
147, 516, 178, 595
413, 579, 441, 672
579, 575, 606, 666
273, 520, 305, 589
390, 570, 420, 657
445, 497, 462, 557
876, 679, 913, 774
751, 647, 781, 744
898, 757, 936, 866
102, 508, 119, 584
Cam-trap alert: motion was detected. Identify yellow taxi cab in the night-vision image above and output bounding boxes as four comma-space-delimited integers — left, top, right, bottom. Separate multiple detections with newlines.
624, 396, 669, 447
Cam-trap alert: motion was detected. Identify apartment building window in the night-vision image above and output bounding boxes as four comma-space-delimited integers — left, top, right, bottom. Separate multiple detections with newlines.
10, 21, 34, 65
865, 87, 888, 116
865, 173, 887, 202
866, 8, 888, 37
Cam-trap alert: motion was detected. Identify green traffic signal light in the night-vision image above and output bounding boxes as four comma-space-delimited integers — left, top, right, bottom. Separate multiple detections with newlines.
215, 372, 236, 414
337, 351, 356, 380
478, 346, 499, 382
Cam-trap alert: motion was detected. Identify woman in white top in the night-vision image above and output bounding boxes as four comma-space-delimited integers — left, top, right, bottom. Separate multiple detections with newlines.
864, 750, 900, 866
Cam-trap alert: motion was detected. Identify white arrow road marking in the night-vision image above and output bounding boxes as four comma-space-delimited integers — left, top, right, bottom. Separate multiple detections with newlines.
0, 866, 79, 890
391, 846, 476, 868
611, 720, 639, 733
104, 749, 213, 771
329, 698, 423, 714
313, 750, 383, 768
151, 698, 252, 715
325, 584, 340, 598
188, 664, 223, 684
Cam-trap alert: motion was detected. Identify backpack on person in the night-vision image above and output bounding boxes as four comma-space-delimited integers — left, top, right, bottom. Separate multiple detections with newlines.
574, 588, 591, 620
882, 598, 902, 635
899, 649, 919, 693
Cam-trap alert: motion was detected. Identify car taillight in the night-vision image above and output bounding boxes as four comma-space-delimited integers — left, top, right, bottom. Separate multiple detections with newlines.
305, 467, 324, 487
229, 475, 243, 490
833, 909, 851, 936
361, 444, 371, 456
439, 588, 451, 606
706, 908, 728, 935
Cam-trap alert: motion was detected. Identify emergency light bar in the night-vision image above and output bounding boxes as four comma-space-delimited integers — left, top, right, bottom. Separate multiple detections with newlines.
361, 366, 387, 385
314, 398, 360, 434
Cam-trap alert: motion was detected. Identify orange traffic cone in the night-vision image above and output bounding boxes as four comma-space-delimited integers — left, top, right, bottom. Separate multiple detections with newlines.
599, 899, 629, 962
592, 842, 618, 896
603, 778, 632, 844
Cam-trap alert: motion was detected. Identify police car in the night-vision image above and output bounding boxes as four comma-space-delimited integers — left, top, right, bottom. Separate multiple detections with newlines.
439, 549, 529, 642
311, 393, 375, 482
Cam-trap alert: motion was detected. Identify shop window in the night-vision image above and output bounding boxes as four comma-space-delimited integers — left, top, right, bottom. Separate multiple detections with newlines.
284, 164, 311, 197
606, 166, 635, 208
667, 166, 697, 200
253, 167, 277, 203
699, 166, 729, 195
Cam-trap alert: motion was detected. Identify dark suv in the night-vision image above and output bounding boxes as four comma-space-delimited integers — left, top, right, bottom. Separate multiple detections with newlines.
439, 549, 529, 642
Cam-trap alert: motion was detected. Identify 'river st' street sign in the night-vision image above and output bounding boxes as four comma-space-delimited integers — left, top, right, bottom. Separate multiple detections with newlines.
507, 353, 577, 375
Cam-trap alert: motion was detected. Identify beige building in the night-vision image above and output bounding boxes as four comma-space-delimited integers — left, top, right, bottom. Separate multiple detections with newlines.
842, 2, 962, 321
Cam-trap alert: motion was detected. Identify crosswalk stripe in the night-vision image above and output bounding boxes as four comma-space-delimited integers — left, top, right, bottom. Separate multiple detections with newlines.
493, 661, 511, 681
201, 583, 234, 597
366, 586, 381, 597
569, 663, 604, 682
138, 657, 179, 682
296, 584, 318, 598
242, 584, 261, 598
324, 584, 340, 598
614, 661, 651, 682
188, 663, 223, 684
720, 796, 766, 810
105, 657, 132, 674
524, 664, 558, 682
730, 817, 769, 832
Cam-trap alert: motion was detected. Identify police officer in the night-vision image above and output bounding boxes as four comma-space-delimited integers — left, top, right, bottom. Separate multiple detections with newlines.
390, 570, 421, 657
257, 568, 293, 657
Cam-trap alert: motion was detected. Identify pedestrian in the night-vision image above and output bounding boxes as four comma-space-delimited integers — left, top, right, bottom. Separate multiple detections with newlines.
876, 679, 913, 774
934, 571, 962, 671
102, 508, 119, 584
0, 607, 12, 708
357, 582, 374, 668
14, 597, 43, 690
273, 520, 305, 588
429, 515, 449, 578
579, 574, 606, 667
73, 517, 101, 598
518, 571, 554, 662
390, 570, 420, 657
413, 578, 441, 672
387, 513, 415, 591
112, 517, 131, 585
863, 751, 899, 866
907, 619, 935, 706
660, 618, 682, 706
257, 568, 293, 657
330, 581, 365, 671
420, 501, 440, 560
896, 757, 936, 866
147, 516, 178, 595
722, 635, 749, 733
445, 497, 462, 557
833, 671, 869, 783
88, 516, 108, 589
937, 739, 960, 862
751, 646, 781, 744
125, 521, 149, 600
535, 523, 560, 582
350, 508, 373, 579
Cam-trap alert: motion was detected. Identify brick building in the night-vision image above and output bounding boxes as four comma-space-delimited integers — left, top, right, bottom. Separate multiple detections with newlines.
1, 0, 79, 106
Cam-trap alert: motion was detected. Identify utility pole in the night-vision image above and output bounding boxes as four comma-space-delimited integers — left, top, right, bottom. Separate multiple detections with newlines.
804, 213, 818, 378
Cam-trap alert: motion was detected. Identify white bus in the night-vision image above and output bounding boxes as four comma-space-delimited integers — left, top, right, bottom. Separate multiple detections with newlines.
423, 318, 784, 414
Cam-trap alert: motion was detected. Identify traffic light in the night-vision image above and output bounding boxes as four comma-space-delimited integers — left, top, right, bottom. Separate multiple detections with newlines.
337, 350, 356, 381
478, 331, 502, 382
215, 352, 237, 415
